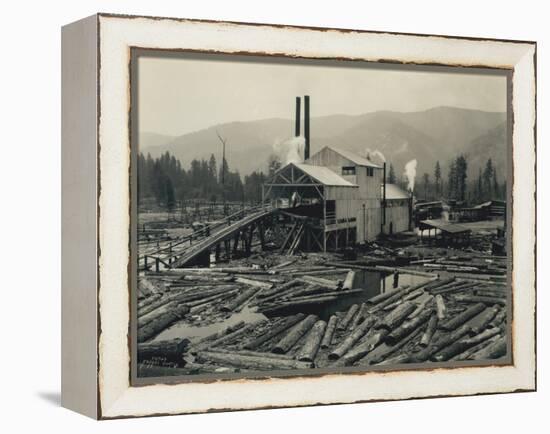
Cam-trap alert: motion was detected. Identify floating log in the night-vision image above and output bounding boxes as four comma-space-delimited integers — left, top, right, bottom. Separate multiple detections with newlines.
138, 293, 162, 310
435, 295, 447, 320
366, 285, 409, 305
259, 296, 338, 315
429, 280, 469, 294
424, 277, 455, 292
376, 353, 412, 366
280, 284, 332, 300
432, 282, 477, 295
137, 304, 190, 343
234, 274, 285, 284
137, 364, 199, 377
291, 268, 351, 276
419, 313, 438, 347
403, 289, 425, 301
439, 303, 486, 331
201, 322, 265, 350
243, 313, 306, 350
408, 294, 434, 318
137, 338, 190, 363
296, 320, 327, 362
338, 304, 360, 330
373, 265, 437, 278
138, 300, 178, 328
475, 290, 507, 299
332, 328, 389, 367
196, 321, 246, 346
235, 276, 273, 290
138, 294, 175, 316
432, 327, 501, 362
349, 303, 368, 329
342, 271, 356, 290
320, 315, 339, 349
171, 285, 238, 304
451, 335, 501, 361
298, 275, 340, 289
186, 289, 239, 308
279, 266, 329, 275
215, 267, 273, 275
272, 315, 319, 354
385, 308, 433, 345
368, 280, 433, 314
466, 305, 500, 335
468, 336, 507, 360
270, 259, 297, 270
258, 279, 302, 299
287, 288, 364, 302
453, 295, 506, 306
198, 350, 314, 370
329, 317, 376, 360
378, 301, 416, 331
491, 309, 507, 327
412, 323, 471, 362
183, 274, 228, 282
221, 287, 259, 312
362, 328, 423, 365
207, 348, 295, 361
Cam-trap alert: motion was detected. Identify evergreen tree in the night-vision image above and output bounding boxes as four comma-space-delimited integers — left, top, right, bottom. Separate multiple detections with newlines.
165, 176, 175, 211
456, 155, 468, 201
434, 161, 441, 196
493, 170, 499, 200
447, 159, 457, 199
422, 173, 430, 200
483, 159, 494, 201
388, 163, 396, 184
477, 168, 483, 202
267, 154, 282, 177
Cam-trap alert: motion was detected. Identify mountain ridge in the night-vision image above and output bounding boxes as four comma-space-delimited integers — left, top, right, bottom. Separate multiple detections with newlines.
140, 106, 507, 181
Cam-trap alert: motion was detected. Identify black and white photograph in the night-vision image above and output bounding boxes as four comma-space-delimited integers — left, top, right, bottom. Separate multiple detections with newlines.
133, 51, 511, 379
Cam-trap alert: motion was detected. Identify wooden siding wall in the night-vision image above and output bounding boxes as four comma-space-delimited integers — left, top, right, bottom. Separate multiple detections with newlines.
309, 148, 385, 242
356, 199, 382, 242
308, 147, 383, 203
382, 200, 410, 234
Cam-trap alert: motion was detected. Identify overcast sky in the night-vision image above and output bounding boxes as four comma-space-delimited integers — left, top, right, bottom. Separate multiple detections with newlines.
137, 52, 508, 137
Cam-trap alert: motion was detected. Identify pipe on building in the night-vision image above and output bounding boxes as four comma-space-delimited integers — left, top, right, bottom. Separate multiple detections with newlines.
409, 191, 414, 231
304, 95, 310, 161
295, 96, 301, 137
382, 162, 387, 229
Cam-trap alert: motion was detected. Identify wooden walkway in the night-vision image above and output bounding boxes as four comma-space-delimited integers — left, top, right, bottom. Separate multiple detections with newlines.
141, 205, 277, 270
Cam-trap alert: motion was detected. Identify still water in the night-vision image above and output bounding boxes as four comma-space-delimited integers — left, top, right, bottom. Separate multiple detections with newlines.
153, 271, 428, 342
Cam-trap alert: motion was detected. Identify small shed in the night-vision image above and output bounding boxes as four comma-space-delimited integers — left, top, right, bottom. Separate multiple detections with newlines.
418, 219, 471, 245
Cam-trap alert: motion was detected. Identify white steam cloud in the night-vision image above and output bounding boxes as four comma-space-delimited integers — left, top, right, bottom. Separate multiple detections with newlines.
403, 159, 417, 192
365, 148, 386, 163
273, 136, 305, 165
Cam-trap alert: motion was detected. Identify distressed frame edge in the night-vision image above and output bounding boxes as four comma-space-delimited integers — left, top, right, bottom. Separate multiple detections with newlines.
61, 13, 101, 419
95, 14, 537, 419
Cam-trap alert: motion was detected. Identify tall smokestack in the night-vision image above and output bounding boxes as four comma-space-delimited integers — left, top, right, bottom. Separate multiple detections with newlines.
382, 162, 387, 227
295, 97, 301, 137
304, 95, 310, 160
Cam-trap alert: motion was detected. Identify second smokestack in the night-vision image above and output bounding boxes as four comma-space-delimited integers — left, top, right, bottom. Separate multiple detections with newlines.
295, 97, 301, 137
304, 95, 310, 161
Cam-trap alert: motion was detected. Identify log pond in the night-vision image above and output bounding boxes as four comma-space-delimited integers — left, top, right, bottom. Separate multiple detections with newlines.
153, 271, 428, 344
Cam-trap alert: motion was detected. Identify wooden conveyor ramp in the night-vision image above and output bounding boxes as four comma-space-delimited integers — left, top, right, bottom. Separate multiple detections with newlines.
168, 205, 277, 268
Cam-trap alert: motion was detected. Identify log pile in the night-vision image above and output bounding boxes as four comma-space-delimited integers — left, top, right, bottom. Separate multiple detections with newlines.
136, 251, 509, 375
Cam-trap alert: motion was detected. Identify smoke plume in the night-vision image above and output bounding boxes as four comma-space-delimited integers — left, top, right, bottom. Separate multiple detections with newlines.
273, 136, 305, 165
403, 159, 417, 192
365, 148, 386, 164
